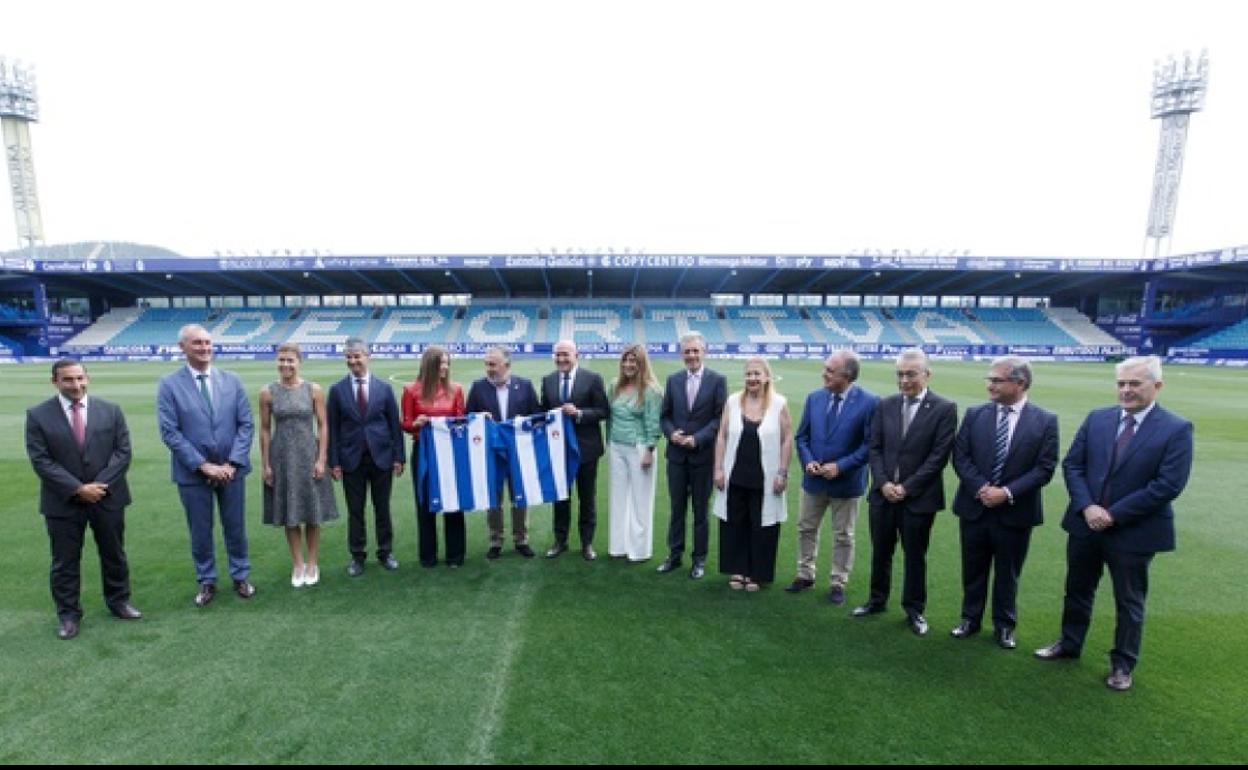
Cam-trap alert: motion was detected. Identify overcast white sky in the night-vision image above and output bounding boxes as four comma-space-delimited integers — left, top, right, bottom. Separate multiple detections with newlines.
1, 0, 1244, 259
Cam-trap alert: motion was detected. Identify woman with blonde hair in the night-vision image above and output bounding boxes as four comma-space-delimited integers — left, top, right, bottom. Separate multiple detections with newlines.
606, 344, 663, 562
401, 345, 467, 568
260, 342, 339, 588
713, 357, 793, 591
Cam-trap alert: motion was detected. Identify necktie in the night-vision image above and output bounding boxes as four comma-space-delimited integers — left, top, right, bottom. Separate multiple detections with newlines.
70, 402, 86, 449
825, 393, 843, 433
196, 374, 214, 420
990, 406, 1011, 485
356, 378, 368, 416
686, 373, 699, 411
1100, 414, 1137, 505
902, 397, 920, 437
561, 374, 571, 403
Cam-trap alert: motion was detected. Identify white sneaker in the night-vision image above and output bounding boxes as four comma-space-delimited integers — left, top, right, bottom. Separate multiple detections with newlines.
304, 565, 320, 586
291, 565, 306, 588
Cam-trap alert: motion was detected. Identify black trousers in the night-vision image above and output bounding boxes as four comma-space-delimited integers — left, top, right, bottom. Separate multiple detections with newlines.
958, 516, 1034, 631
665, 460, 713, 562
552, 459, 598, 547
45, 507, 131, 621
343, 454, 395, 562
718, 484, 780, 584
1060, 535, 1155, 673
413, 474, 465, 566
867, 502, 935, 616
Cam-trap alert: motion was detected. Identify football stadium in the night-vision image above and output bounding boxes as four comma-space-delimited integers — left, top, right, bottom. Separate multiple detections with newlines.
2, 23, 1246, 768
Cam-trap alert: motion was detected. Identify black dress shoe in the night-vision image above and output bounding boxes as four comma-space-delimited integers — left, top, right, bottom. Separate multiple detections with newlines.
194, 583, 217, 607
1034, 640, 1080, 660
784, 578, 814, 594
851, 602, 885, 618
1105, 667, 1133, 691
689, 561, 706, 580
515, 544, 536, 559
380, 555, 400, 571
907, 613, 930, 637
827, 585, 846, 606
233, 579, 257, 599
110, 603, 143, 620
57, 619, 79, 640
582, 545, 597, 562
545, 542, 568, 559
347, 560, 365, 578
486, 546, 503, 560
995, 627, 1017, 650
950, 619, 981, 639
656, 557, 682, 574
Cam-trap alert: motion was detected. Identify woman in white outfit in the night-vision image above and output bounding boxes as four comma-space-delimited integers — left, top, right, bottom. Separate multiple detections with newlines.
713, 357, 793, 591
606, 344, 662, 562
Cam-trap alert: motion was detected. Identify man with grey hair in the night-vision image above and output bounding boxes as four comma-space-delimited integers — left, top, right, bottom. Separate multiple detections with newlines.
854, 348, 956, 636
786, 349, 880, 605
658, 331, 727, 579
466, 346, 540, 559
1035, 356, 1192, 692
328, 337, 406, 576
157, 324, 256, 607
951, 356, 1059, 649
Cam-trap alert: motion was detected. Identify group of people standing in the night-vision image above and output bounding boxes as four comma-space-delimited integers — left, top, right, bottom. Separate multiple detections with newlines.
26, 325, 1191, 692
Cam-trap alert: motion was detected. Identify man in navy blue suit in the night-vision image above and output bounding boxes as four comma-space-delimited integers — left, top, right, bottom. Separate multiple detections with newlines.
786, 350, 879, 605
658, 331, 728, 580
1035, 356, 1193, 692
466, 346, 540, 560
328, 338, 406, 577
951, 357, 1059, 650
157, 324, 256, 607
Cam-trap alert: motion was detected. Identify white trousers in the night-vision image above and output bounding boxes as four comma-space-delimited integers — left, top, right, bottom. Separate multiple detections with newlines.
608, 443, 657, 561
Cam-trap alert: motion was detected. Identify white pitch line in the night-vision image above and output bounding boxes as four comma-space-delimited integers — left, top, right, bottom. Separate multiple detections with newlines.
463, 579, 538, 765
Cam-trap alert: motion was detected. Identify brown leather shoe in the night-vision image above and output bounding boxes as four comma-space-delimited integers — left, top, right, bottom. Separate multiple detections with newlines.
233, 579, 257, 599
194, 583, 217, 608
110, 603, 143, 620
1105, 668, 1133, 691
56, 619, 79, 640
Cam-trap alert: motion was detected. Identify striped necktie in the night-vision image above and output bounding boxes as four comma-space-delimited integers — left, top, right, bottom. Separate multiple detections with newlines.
990, 405, 1012, 485
196, 374, 214, 420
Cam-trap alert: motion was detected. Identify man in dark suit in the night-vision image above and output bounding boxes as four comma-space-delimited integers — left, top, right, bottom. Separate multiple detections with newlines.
328, 337, 406, 577
658, 332, 728, 580
466, 346, 540, 560
786, 350, 879, 605
1035, 356, 1192, 692
157, 324, 256, 607
26, 359, 142, 640
951, 356, 1059, 649
853, 348, 956, 636
539, 339, 609, 561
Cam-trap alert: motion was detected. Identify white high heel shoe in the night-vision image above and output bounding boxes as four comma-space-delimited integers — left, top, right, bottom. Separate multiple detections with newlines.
291, 565, 306, 588
304, 565, 320, 586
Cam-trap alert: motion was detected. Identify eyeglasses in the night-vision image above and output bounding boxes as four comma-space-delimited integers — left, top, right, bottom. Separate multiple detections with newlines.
984, 377, 1016, 385
895, 370, 924, 380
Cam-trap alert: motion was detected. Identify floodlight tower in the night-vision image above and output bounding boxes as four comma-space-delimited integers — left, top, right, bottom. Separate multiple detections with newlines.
0, 57, 44, 249
1144, 50, 1208, 258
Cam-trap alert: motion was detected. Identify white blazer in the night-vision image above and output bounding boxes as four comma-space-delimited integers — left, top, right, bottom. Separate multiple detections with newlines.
713, 392, 788, 527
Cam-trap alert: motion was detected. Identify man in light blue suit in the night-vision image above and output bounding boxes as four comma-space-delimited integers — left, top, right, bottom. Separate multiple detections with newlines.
786, 350, 879, 605
157, 324, 257, 607
1035, 356, 1193, 692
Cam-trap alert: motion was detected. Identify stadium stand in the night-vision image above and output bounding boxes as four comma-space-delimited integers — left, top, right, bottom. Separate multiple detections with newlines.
59, 302, 1117, 352
1181, 317, 1248, 349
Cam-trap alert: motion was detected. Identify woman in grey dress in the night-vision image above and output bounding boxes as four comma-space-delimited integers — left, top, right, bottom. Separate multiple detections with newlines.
260, 343, 339, 587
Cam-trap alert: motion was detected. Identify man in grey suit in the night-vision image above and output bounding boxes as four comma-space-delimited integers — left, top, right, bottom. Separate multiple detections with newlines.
26, 359, 141, 640
658, 332, 728, 580
157, 324, 257, 607
853, 348, 957, 636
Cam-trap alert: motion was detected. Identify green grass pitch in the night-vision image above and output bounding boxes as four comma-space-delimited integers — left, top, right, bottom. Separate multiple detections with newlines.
0, 356, 1244, 763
